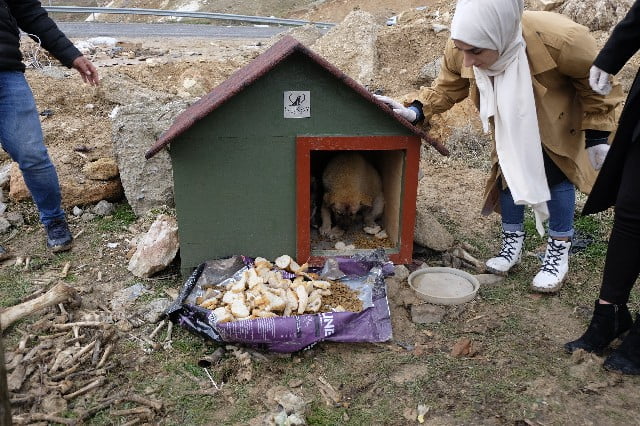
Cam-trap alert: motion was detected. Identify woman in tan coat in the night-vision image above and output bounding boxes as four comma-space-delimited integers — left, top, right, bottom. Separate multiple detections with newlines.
377, 0, 621, 292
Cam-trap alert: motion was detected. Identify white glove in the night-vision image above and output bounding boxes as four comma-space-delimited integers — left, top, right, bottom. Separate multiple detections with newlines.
373, 94, 417, 122
587, 144, 610, 170
589, 65, 612, 96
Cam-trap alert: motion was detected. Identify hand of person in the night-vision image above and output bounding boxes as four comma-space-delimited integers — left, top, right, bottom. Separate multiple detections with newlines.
373, 94, 417, 122
589, 65, 612, 96
587, 143, 610, 170
72, 56, 100, 86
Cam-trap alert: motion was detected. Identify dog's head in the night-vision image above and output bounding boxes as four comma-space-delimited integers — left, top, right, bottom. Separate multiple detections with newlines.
324, 192, 373, 227
332, 202, 359, 228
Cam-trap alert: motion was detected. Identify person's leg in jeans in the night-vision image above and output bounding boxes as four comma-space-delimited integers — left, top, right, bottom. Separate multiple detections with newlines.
531, 179, 574, 291
547, 179, 575, 239
485, 186, 526, 274
0, 71, 71, 251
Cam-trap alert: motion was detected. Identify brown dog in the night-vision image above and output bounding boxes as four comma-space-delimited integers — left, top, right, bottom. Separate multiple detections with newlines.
319, 152, 384, 239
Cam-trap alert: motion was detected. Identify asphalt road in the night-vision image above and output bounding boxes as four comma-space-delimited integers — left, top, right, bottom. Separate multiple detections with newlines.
57, 22, 290, 39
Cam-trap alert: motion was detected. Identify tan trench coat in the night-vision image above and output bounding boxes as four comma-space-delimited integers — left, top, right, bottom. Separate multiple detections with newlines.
403, 11, 624, 215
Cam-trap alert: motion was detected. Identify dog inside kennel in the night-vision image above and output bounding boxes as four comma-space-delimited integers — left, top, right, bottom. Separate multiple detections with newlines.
308, 149, 405, 256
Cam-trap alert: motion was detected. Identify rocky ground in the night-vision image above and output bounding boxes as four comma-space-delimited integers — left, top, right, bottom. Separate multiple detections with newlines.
2, 0, 640, 425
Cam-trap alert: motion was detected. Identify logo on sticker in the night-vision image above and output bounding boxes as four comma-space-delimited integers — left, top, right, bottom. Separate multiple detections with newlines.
284, 91, 310, 118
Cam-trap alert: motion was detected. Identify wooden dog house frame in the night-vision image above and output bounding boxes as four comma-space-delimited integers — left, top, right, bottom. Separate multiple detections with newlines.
145, 36, 448, 275
296, 136, 420, 265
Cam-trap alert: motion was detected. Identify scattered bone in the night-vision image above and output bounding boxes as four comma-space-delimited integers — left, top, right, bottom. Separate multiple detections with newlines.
1, 283, 77, 331
63, 376, 105, 400
451, 247, 486, 273
110, 407, 153, 417
72, 325, 81, 347
50, 364, 81, 382
165, 321, 173, 342
7, 364, 26, 392
66, 335, 84, 347
51, 347, 76, 373
12, 413, 76, 425
124, 395, 163, 411
317, 375, 342, 406
5, 353, 23, 371
17, 334, 32, 353
20, 288, 45, 303
9, 393, 35, 406
149, 319, 166, 340
53, 321, 104, 330
60, 262, 71, 278
58, 303, 69, 319
96, 343, 114, 369
91, 339, 102, 366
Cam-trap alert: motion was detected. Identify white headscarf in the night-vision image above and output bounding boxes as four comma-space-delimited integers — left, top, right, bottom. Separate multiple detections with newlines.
451, 0, 549, 236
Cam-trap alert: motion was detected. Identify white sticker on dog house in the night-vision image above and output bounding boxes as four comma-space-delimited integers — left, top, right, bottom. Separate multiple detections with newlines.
284, 91, 310, 118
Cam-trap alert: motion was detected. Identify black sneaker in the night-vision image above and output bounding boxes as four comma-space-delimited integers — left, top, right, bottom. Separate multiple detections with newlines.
46, 219, 73, 252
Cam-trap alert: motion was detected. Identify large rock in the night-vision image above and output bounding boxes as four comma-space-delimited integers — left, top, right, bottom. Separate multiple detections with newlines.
9, 162, 123, 208
311, 11, 380, 87
83, 157, 119, 180
108, 73, 192, 216
128, 214, 179, 278
100, 72, 175, 106
413, 208, 454, 252
559, 0, 633, 31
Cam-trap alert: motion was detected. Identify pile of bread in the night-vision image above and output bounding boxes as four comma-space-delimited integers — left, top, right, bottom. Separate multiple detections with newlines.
196, 255, 338, 323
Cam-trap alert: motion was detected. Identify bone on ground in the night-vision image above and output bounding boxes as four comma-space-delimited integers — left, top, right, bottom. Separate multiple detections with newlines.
0, 283, 77, 332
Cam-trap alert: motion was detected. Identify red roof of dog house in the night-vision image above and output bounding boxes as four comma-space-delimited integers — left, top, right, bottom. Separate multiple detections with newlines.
145, 35, 448, 159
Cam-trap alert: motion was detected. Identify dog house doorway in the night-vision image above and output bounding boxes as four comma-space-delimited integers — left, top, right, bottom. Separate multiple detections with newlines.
296, 136, 420, 265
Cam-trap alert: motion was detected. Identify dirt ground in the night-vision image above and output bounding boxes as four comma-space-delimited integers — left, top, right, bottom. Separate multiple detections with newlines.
3, 0, 640, 425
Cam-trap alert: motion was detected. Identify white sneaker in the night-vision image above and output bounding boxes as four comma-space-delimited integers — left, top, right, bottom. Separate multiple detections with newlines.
531, 238, 571, 293
485, 231, 525, 275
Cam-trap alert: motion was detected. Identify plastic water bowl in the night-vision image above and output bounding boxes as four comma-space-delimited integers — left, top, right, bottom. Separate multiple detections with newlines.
408, 267, 480, 305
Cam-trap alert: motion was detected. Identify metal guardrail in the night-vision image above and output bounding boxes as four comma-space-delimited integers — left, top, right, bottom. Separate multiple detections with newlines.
44, 6, 335, 28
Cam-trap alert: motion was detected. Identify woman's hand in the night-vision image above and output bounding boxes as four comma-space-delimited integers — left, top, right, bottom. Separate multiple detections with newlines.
589, 66, 612, 96
587, 144, 610, 170
373, 94, 418, 122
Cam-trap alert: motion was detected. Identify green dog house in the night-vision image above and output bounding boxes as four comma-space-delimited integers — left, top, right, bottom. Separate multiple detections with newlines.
145, 35, 447, 275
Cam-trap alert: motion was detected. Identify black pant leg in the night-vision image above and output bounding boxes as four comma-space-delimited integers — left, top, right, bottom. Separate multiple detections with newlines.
599, 140, 640, 304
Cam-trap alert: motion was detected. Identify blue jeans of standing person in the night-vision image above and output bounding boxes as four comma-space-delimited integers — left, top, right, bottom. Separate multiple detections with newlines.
500, 178, 575, 238
0, 71, 64, 226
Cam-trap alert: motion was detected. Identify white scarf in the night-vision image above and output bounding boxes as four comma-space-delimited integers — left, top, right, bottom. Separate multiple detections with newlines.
451, 0, 549, 236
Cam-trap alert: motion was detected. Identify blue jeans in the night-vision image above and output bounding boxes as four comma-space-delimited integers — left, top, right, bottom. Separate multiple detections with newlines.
0, 71, 64, 226
500, 178, 575, 238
